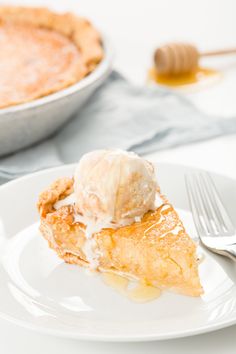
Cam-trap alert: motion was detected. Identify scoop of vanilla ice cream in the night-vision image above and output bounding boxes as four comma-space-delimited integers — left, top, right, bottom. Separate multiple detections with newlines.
74, 149, 157, 226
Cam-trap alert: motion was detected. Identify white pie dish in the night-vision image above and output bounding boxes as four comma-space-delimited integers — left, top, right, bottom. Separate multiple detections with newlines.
0, 162, 236, 342
0, 38, 112, 157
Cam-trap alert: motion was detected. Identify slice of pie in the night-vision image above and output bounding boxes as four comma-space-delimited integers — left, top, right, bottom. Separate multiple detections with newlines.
0, 6, 103, 108
37, 150, 203, 297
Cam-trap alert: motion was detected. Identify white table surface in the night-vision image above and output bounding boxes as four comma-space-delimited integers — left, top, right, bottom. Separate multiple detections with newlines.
3, 0, 236, 352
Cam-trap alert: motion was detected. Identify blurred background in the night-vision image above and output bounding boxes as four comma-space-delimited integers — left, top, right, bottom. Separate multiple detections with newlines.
10, 0, 236, 116
0, 0, 235, 179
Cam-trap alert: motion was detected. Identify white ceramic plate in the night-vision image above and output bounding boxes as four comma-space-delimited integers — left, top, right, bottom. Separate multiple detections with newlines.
0, 163, 236, 342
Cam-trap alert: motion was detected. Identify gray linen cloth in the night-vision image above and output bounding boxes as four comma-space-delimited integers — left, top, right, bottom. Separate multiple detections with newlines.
0, 71, 236, 184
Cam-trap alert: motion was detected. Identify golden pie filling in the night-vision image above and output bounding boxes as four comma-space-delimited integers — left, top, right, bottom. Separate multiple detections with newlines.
0, 7, 103, 108
37, 150, 203, 298
0, 22, 82, 108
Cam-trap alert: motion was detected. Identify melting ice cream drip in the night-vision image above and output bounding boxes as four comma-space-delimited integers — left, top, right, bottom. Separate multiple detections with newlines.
56, 149, 159, 269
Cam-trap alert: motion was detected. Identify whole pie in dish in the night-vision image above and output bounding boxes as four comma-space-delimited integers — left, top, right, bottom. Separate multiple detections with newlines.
37, 150, 203, 297
0, 6, 103, 109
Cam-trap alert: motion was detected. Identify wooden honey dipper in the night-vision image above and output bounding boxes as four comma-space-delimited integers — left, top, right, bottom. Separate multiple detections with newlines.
154, 43, 236, 75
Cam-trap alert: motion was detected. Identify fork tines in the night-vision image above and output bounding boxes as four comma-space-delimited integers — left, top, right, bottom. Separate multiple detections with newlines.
185, 173, 234, 237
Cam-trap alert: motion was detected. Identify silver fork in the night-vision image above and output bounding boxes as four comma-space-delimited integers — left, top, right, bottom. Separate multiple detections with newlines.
185, 173, 236, 261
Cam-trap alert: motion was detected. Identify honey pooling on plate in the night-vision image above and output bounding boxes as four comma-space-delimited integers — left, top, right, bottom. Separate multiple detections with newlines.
102, 272, 161, 303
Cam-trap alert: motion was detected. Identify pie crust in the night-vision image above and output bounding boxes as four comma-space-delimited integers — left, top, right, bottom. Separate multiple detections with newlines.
0, 6, 103, 108
38, 177, 203, 297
